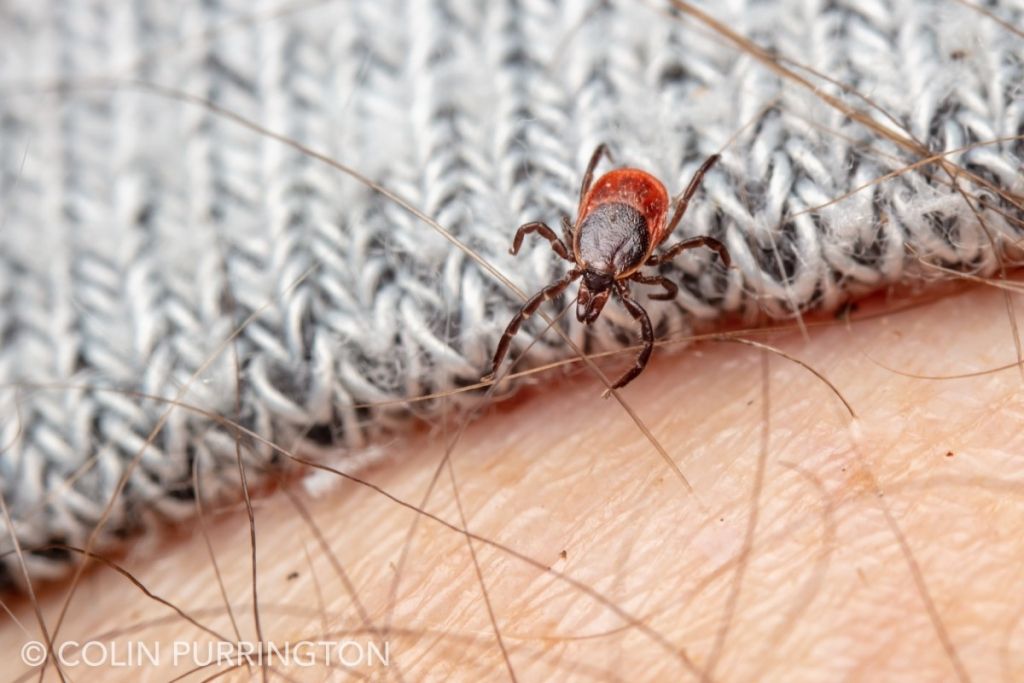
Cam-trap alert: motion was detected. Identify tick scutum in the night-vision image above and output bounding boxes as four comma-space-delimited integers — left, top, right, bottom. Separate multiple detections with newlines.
576, 202, 649, 276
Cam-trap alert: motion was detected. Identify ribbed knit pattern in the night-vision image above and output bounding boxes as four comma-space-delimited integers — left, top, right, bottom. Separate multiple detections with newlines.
0, 0, 1022, 585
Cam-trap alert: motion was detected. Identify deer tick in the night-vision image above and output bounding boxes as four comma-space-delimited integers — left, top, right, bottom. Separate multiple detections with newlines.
485, 144, 730, 391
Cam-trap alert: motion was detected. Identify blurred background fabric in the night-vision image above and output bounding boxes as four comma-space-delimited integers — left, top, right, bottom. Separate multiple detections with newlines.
0, 0, 1021, 586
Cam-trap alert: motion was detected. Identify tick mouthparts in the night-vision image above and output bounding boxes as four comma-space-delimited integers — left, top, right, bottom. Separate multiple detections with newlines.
575, 285, 593, 323
582, 270, 612, 291
576, 284, 609, 324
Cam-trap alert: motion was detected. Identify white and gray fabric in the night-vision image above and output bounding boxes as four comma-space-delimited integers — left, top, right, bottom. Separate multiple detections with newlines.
0, 0, 1022, 586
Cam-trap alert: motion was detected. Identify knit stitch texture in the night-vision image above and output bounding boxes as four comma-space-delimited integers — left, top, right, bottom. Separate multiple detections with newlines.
0, 0, 1022, 586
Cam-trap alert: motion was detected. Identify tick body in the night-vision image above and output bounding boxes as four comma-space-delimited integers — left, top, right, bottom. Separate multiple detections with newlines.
486, 144, 730, 392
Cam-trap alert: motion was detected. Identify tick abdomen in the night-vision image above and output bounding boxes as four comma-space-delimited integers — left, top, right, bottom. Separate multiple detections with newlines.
576, 202, 649, 275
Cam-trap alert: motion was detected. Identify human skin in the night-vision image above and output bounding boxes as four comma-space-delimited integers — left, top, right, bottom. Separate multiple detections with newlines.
3, 280, 1024, 682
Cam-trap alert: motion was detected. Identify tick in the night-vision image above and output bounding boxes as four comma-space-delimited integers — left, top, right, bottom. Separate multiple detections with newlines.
485, 144, 730, 391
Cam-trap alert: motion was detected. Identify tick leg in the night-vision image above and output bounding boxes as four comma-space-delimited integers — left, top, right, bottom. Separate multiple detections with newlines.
510, 221, 571, 261
605, 281, 654, 393
483, 268, 582, 381
647, 235, 731, 268
631, 272, 678, 300
578, 143, 614, 207
561, 216, 574, 248
665, 153, 720, 235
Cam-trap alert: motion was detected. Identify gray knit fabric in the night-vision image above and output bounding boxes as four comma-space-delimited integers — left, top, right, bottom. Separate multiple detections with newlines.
0, 0, 1022, 586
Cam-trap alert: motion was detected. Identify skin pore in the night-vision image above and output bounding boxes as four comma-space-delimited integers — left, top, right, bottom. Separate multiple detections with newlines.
3, 278, 1023, 682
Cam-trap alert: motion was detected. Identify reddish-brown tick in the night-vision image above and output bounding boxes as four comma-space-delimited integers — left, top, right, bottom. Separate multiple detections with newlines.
485, 144, 730, 391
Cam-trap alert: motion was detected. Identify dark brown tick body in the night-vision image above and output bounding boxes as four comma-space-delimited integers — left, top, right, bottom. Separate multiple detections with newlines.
486, 144, 730, 392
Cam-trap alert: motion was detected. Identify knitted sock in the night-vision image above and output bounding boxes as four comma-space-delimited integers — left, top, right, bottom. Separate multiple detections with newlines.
0, 0, 1022, 586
